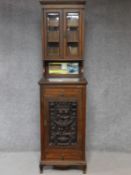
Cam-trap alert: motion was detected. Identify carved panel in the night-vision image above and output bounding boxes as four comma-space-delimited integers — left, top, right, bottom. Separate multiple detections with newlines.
48, 100, 78, 146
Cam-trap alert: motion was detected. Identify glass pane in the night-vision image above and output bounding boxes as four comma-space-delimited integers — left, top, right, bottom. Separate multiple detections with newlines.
67, 13, 79, 27
47, 13, 59, 27
67, 29, 78, 42
47, 13, 60, 56
67, 43, 79, 56
48, 43, 59, 56
48, 62, 79, 75
66, 12, 80, 57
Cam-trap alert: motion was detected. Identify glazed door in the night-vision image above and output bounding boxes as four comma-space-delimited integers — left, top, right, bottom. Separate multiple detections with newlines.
64, 10, 83, 59
42, 87, 84, 161
44, 10, 63, 60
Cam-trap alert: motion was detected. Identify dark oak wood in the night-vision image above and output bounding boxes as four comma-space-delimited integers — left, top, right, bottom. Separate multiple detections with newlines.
40, 0, 86, 5
39, 0, 87, 173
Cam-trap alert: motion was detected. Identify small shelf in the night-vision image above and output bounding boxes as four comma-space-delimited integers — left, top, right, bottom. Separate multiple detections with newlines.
67, 42, 79, 56
48, 31, 59, 42
48, 26, 59, 30
68, 47, 78, 56
48, 48, 59, 56
67, 30, 78, 42
47, 43, 59, 56
48, 23, 59, 27
67, 40, 79, 43
67, 24, 79, 27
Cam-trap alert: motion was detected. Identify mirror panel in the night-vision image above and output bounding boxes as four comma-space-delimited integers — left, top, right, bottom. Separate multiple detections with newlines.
48, 62, 79, 75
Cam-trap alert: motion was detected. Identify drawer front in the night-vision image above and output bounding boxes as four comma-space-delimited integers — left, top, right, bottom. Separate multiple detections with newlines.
44, 87, 82, 97
45, 149, 83, 161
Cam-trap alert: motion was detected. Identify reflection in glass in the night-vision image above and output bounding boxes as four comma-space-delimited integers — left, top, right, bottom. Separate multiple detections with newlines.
49, 62, 79, 75
47, 13, 59, 27
67, 43, 79, 56
67, 28, 78, 42
67, 13, 79, 27
48, 43, 59, 56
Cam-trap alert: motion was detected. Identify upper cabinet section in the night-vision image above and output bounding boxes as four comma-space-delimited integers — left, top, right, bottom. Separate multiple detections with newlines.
41, 0, 86, 60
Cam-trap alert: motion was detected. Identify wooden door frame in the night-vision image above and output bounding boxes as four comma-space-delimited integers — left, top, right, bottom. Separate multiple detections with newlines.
43, 9, 63, 60
63, 9, 83, 60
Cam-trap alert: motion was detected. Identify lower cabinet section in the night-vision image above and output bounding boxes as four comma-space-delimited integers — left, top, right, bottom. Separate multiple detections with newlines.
39, 84, 87, 173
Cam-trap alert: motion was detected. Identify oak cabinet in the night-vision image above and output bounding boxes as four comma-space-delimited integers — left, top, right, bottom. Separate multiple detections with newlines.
39, 0, 87, 173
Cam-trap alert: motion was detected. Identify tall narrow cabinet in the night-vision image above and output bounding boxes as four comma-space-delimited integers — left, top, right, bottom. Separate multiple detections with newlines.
39, 0, 87, 173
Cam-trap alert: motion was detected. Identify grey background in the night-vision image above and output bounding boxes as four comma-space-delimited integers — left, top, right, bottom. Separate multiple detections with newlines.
0, 0, 131, 152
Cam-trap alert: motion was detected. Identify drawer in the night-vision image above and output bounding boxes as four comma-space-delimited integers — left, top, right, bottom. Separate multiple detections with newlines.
44, 149, 83, 161
44, 87, 82, 97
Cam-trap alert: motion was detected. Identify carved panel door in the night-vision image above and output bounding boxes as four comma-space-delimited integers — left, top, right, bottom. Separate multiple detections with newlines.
42, 86, 85, 161
48, 100, 78, 147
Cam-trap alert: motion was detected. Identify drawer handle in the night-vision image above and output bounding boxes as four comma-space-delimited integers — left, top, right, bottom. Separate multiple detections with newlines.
60, 155, 64, 160
59, 92, 65, 97
60, 93, 64, 97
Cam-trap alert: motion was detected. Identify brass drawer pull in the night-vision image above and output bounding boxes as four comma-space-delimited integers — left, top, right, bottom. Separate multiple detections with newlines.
59, 91, 65, 97
59, 93, 64, 97
60, 155, 64, 160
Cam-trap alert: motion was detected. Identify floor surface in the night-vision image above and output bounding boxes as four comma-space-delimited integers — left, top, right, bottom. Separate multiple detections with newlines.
0, 151, 131, 175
